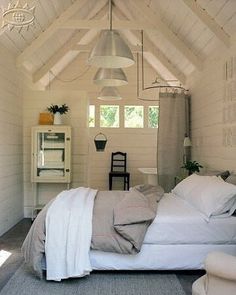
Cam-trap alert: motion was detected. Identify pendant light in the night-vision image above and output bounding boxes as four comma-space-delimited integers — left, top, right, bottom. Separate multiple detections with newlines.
87, 0, 134, 68
97, 86, 122, 100
93, 68, 128, 86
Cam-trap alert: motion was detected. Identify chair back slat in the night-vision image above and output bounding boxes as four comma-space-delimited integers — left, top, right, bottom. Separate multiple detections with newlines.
111, 151, 127, 172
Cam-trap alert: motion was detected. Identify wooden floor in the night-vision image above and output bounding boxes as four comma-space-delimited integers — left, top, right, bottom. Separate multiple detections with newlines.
0, 219, 203, 294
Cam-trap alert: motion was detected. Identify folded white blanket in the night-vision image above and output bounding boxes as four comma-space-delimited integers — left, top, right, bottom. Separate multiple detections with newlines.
45, 187, 97, 281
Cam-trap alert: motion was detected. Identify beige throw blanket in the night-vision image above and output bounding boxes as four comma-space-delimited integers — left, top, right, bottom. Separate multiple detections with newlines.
22, 185, 164, 279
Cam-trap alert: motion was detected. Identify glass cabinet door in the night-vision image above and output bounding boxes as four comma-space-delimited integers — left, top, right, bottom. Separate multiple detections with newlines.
37, 132, 65, 178
31, 126, 71, 183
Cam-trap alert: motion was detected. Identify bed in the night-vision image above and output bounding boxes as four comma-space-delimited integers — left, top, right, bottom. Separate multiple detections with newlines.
90, 192, 236, 271
22, 173, 236, 281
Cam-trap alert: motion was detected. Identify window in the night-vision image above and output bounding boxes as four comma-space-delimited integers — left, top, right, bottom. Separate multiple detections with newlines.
148, 106, 159, 128
124, 106, 143, 128
100, 105, 119, 128
89, 105, 95, 127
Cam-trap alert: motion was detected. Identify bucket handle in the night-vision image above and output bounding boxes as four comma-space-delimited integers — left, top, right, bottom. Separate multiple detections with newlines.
94, 132, 107, 141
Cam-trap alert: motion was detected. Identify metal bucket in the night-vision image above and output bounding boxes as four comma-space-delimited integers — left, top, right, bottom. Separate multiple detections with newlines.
94, 133, 107, 152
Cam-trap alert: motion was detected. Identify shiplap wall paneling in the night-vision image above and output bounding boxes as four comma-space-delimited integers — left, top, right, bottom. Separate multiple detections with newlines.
188, 39, 236, 173
0, 44, 23, 236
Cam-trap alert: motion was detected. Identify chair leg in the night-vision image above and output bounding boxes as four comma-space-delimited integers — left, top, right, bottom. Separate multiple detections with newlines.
109, 175, 112, 190
124, 176, 130, 191
123, 177, 126, 190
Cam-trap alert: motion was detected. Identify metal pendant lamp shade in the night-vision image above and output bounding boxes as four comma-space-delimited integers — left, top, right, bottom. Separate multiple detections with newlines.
97, 86, 122, 100
93, 68, 128, 86
88, 30, 134, 68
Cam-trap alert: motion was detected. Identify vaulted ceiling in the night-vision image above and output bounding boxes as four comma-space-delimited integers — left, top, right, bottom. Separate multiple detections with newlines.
0, 0, 235, 88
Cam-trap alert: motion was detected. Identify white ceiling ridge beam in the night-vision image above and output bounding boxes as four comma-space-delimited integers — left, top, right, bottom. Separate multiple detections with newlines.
129, 0, 203, 71
182, 0, 230, 48
72, 43, 141, 52
113, 7, 187, 84
62, 19, 153, 30
32, 5, 108, 83
16, 0, 89, 67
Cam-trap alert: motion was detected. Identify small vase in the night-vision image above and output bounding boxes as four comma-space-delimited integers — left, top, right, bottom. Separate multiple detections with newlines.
53, 112, 62, 125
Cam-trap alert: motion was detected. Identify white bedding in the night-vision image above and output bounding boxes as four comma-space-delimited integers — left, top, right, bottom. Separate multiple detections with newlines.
90, 192, 236, 271
144, 193, 236, 245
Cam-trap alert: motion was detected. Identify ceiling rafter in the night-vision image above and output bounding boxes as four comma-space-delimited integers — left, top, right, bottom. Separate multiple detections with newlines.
113, 3, 186, 84
128, 0, 203, 71
32, 1, 107, 83
32, 30, 87, 83
16, 0, 89, 67
181, 0, 230, 48
62, 19, 153, 30
72, 43, 141, 52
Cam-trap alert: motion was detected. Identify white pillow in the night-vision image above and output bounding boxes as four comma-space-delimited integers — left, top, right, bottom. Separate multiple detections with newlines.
172, 174, 211, 200
172, 174, 236, 219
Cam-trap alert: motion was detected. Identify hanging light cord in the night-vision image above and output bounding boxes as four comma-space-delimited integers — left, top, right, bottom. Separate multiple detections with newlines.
109, 0, 113, 31
49, 65, 91, 83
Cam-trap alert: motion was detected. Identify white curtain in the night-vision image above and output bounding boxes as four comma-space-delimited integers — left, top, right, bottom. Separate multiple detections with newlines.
157, 92, 190, 192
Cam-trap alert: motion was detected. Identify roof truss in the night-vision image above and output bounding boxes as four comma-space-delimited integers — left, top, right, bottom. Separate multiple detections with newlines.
182, 0, 230, 47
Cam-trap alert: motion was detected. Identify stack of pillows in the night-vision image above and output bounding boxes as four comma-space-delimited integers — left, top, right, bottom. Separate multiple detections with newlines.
172, 171, 236, 221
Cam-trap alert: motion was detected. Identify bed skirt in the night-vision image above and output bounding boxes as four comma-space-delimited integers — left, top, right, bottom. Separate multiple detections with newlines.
89, 244, 236, 270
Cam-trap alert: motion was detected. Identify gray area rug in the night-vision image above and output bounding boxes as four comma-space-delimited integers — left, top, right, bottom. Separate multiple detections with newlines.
0, 264, 186, 295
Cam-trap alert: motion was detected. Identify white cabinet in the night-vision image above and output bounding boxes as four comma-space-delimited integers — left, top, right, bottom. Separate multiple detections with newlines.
31, 125, 71, 218
31, 125, 71, 183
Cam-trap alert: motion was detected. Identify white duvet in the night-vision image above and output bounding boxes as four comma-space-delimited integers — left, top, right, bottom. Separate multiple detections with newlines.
45, 187, 97, 281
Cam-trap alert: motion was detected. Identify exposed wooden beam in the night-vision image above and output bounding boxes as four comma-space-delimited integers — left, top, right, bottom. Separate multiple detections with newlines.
182, 0, 230, 47
16, 0, 88, 67
32, 2, 107, 83
72, 43, 141, 52
129, 0, 203, 70
33, 30, 87, 83
62, 19, 152, 30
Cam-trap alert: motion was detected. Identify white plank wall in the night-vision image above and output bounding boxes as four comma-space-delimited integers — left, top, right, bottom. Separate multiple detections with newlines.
188, 38, 236, 173
0, 44, 23, 236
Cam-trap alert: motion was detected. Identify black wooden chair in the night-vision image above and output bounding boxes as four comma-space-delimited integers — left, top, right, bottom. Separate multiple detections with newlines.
109, 151, 130, 190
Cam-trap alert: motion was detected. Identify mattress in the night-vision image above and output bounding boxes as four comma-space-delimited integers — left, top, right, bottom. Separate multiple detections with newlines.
90, 244, 236, 270
143, 193, 236, 245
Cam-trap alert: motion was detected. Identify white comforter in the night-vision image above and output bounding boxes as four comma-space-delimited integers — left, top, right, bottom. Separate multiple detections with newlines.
45, 187, 97, 281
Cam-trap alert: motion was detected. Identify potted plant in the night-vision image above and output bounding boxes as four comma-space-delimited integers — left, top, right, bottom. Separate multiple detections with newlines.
182, 160, 203, 175
47, 104, 69, 125
47, 103, 69, 114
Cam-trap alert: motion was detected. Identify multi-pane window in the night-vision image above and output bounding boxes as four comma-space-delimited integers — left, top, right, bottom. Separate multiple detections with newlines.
148, 106, 159, 128
100, 105, 119, 128
89, 105, 95, 127
89, 105, 158, 128
124, 106, 144, 128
